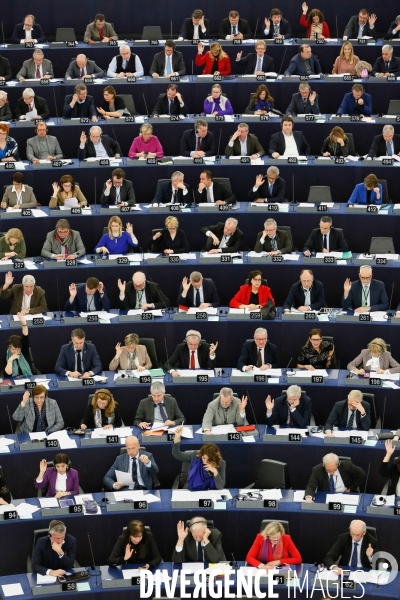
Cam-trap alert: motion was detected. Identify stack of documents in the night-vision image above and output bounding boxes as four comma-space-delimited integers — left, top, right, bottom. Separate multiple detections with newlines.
238, 488, 282, 500
171, 490, 232, 501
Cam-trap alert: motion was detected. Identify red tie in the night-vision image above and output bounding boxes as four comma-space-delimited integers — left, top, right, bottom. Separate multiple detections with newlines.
190, 351, 195, 369
196, 137, 201, 151
36, 66, 40, 78
98, 28, 104, 40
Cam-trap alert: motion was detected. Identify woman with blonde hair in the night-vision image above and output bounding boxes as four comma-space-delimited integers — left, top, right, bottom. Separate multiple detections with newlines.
109, 333, 152, 371
128, 124, 164, 158
332, 41, 360, 75
151, 215, 190, 254
50, 174, 87, 208
0, 228, 26, 260
348, 338, 400, 374
195, 42, 231, 75
95, 215, 138, 254
80, 389, 122, 430
246, 521, 302, 569
321, 126, 349, 157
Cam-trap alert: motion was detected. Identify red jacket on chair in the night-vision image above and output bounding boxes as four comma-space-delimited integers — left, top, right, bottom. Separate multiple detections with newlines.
195, 52, 231, 75
246, 533, 302, 567
229, 284, 275, 308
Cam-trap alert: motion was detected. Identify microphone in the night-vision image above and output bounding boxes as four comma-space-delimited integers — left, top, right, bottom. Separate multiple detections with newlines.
246, 388, 261, 439
231, 553, 239, 570
164, 336, 172, 381
335, 15, 339, 40
216, 128, 222, 158
139, 246, 145, 264
381, 396, 387, 435
147, 275, 171, 317
94, 176, 97, 214
111, 127, 122, 159
192, 60, 194, 82
253, 18, 259, 41
55, 277, 64, 322
277, 47, 288, 76
387, 282, 395, 316
283, 357, 295, 375
142, 93, 150, 117
87, 532, 101, 580
1, 22, 5, 44
52, 89, 59, 120
6, 404, 19, 449
290, 174, 297, 205
360, 462, 371, 511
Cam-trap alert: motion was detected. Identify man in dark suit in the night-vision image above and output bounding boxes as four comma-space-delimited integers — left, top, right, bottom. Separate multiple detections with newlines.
343, 10, 378, 40
63, 84, 97, 121
337, 84, 372, 117
385, 17, 400, 40
237, 328, 280, 371
372, 45, 400, 77
54, 328, 102, 378
235, 41, 275, 74
32, 520, 76, 576
64, 278, 111, 313
195, 171, 236, 205
166, 329, 218, 375
324, 520, 379, 573
180, 119, 216, 157
173, 518, 225, 562
178, 10, 209, 40
303, 216, 349, 255
118, 271, 170, 310
0, 55, 12, 81
15, 89, 50, 120
285, 83, 320, 115
12, 15, 46, 44
283, 45, 322, 76
78, 126, 121, 159
283, 269, 325, 312
152, 171, 191, 205
0, 92, 12, 121
342, 266, 389, 312
177, 271, 220, 308
218, 10, 252, 40
16, 49, 53, 81
367, 125, 400, 158
266, 385, 311, 428
152, 84, 187, 117
304, 452, 366, 501
225, 123, 265, 158
103, 436, 159, 490
254, 218, 292, 254
264, 9, 292, 39
134, 381, 185, 428
150, 41, 186, 77
200, 218, 243, 253
65, 54, 104, 79
100, 168, 136, 206
248, 166, 286, 203
325, 392, 371, 434
269, 116, 310, 157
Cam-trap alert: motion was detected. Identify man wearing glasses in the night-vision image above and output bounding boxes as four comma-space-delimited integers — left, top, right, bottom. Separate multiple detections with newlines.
342, 265, 389, 313
254, 218, 292, 255
248, 166, 285, 203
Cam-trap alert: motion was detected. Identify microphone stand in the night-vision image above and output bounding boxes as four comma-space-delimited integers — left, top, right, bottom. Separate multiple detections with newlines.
87, 532, 101, 582
6, 404, 19, 449
164, 336, 173, 383
246, 388, 261, 439
359, 462, 371, 511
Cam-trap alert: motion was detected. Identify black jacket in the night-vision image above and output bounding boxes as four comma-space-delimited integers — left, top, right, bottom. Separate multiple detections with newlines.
371, 56, 400, 77
119, 280, 170, 310
385, 22, 400, 40
134, 395, 185, 426
343, 15, 378, 39
378, 460, 400, 496
254, 229, 292, 253
324, 532, 379, 569
200, 222, 243, 253
153, 181, 192, 205
166, 341, 215, 370
218, 17, 252, 39
283, 280, 325, 311
268, 131, 310, 156
179, 17, 210, 40
303, 227, 349, 253
15, 96, 49, 120
236, 53, 275, 74
151, 228, 190, 254
177, 278, 220, 308
368, 134, 400, 158
305, 460, 366, 499
180, 129, 216, 157
0, 102, 12, 121
266, 393, 311, 428
237, 340, 280, 370
12, 23, 46, 44
152, 93, 187, 116
0, 56, 12, 81
264, 18, 292, 39
149, 51, 186, 76
63, 94, 96, 119
81, 403, 122, 428
100, 179, 136, 206
172, 528, 225, 562
108, 532, 162, 568
285, 93, 320, 116
248, 177, 286, 203
32, 535, 76, 576
324, 399, 371, 432
195, 182, 236, 205
78, 134, 121, 159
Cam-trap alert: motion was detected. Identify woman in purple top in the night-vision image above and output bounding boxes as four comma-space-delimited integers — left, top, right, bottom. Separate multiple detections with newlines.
95, 216, 139, 254
128, 124, 164, 158
203, 84, 233, 115
35, 453, 79, 498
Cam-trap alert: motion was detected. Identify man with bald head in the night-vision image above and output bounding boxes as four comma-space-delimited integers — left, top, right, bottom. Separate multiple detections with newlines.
107, 45, 144, 78
324, 520, 379, 573
103, 436, 159, 490
324, 390, 371, 434
65, 54, 104, 79
77, 125, 121, 159
304, 452, 366, 502
118, 271, 170, 311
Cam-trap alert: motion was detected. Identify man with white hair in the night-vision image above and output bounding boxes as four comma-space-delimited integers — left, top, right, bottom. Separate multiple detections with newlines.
371, 44, 400, 77
77, 125, 121, 159
0, 272, 47, 315
342, 266, 389, 313
65, 53, 104, 79
324, 390, 371, 434
200, 218, 243, 254
107, 44, 144, 78
0, 91, 12, 120
16, 49, 53, 82
367, 124, 400, 158
152, 171, 191, 205
172, 517, 225, 562
304, 452, 366, 502
324, 520, 379, 573
237, 328, 279, 371
202, 387, 247, 432
15, 88, 49, 120
177, 271, 220, 308
32, 520, 77, 576
265, 385, 311, 427
167, 329, 218, 375
118, 271, 170, 310
134, 381, 185, 429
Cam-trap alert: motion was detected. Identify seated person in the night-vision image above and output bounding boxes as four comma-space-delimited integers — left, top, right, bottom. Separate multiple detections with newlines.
35, 453, 79, 498
134, 381, 185, 429
283, 269, 325, 312
379, 440, 400, 495
41, 219, 85, 260
324, 391, 371, 434
200, 218, 243, 253
254, 218, 292, 254
166, 329, 217, 375
100, 168, 136, 207
149, 40, 186, 78
49, 175, 87, 209
367, 125, 400, 159
300, 5, 330, 38
263, 8, 292, 39
172, 518, 225, 562
297, 328, 334, 370
246, 521, 302, 570
63, 84, 97, 122
0, 123, 19, 162
1, 313, 33, 377
108, 520, 162, 569
204, 84, 233, 116
237, 327, 280, 371
109, 333, 152, 372
103, 435, 158, 490
15, 88, 50, 120
343, 9, 377, 40
218, 10, 252, 40
342, 266, 389, 313
332, 41, 360, 75
65, 278, 111, 313
0, 58, 11, 82
0, 472, 11, 504
107, 45, 144, 78
152, 171, 191, 205
178, 9, 209, 40
269, 117, 310, 158
0, 91, 12, 121
54, 328, 102, 378
16, 49, 53, 82
1, 171, 36, 209
27, 121, 63, 163
12, 386, 64, 433
249, 167, 285, 203
283, 44, 322, 76
321, 126, 350, 157
347, 174, 382, 206
385, 16, 400, 40
266, 385, 311, 428
245, 84, 274, 115
202, 387, 248, 432
194, 170, 236, 206
78, 125, 121, 159
96, 85, 130, 119
0, 228, 26, 261
80, 389, 122, 430
337, 83, 372, 116
0, 272, 47, 315
180, 119, 216, 157
304, 453, 366, 502
84, 13, 118, 43
95, 215, 138, 255
177, 271, 220, 308
286, 83, 320, 116
118, 271, 170, 311
348, 338, 400, 374
236, 40, 274, 74
65, 54, 104, 79
230, 269, 275, 310
195, 42, 231, 75
303, 216, 349, 255
128, 124, 164, 159
12, 15, 45, 44
324, 520, 379, 574
372, 45, 400, 77
172, 427, 226, 489
151, 216, 190, 255
152, 84, 187, 117
225, 122, 265, 159
32, 520, 76, 577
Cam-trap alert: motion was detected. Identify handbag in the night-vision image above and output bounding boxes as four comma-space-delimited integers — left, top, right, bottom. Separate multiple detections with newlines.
83, 498, 98, 514
261, 299, 276, 320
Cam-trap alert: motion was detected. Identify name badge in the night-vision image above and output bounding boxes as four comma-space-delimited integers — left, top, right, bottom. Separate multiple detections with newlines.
147, 158, 157, 165
21, 209, 32, 216
52, 160, 63, 168
260, 114, 270, 121
287, 157, 297, 164
127, 77, 136, 83
40, 78, 50, 85
71, 207, 81, 215
305, 114, 314, 122
170, 76, 180, 82
109, 40, 118, 46
215, 115, 224, 121
256, 75, 265, 81
334, 157, 345, 164
240, 156, 250, 164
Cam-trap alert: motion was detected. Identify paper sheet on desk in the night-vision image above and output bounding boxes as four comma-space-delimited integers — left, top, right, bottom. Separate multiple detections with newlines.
77, 259, 94, 264
383, 381, 400, 389
326, 493, 359, 505
114, 491, 161, 503
275, 428, 308, 437
229, 308, 260, 315
230, 367, 281, 377
0, 437, 15, 448
187, 307, 218, 315
177, 369, 215, 377
349, 570, 389, 585
126, 309, 163, 317
39, 497, 59, 508
23, 260, 38, 270
333, 430, 369, 440
277, 156, 307, 161
315, 252, 344, 258
91, 427, 132, 438
168, 425, 193, 439
79, 311, 118, 320
47, 430, 71, 441
172, 489, 232, 501
16, 502, 41, 517
36, 574, 57, 584
370, 371, 399, 381
375, 253, 399, 260
293, 490, 306, 502
291, 369, 328, 377
171, 253, 196, 260
1, 583, 24, 597
239, 488, 282, 500
372, 494, 395, 507
13, 313, 51, 321
195, 424, 236, 435
0, 503, 17, 514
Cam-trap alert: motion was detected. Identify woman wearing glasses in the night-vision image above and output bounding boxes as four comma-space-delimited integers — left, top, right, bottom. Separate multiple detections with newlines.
297, 328, 334, 370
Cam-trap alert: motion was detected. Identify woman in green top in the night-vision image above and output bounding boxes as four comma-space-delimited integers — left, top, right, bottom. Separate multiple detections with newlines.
0, 228, 26, 260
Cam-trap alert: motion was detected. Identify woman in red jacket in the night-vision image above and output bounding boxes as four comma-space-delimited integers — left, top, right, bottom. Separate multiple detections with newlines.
195, 42, 231, 76
246, 521, 302, 569
300, 3, 330, 39
229, 270, 275, 310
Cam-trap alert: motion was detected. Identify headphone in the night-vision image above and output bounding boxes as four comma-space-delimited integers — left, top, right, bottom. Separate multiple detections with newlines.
48, 519, 66, 536
184, 331, 201, 343
188, 519, 209, 529
372, 496, 387, 506
231, 491, 263, 505
53, 454, 72, 470
93, 389, 113, 401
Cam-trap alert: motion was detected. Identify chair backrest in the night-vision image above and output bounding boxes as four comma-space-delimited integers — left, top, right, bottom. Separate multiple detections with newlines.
0, 465, 3, 477
386, 343, 391, 353
254, 459, 291, 489
245, 278, 268, 286
157, 179, 170, 188
142, 26, 162, 40
139, 338, 159, 368
337, 456, 351, 462
32, 528, 49, 556
117, 94, 137, 115
307, 186, 332, 203
344, 132, 357, 155
186, 519, 214, 528
55, 28, 76, 42
366, 525, 378, 541
103, 227, 108, 234
377, 179, 389, 204
361, 393, 377, 429
260, 519, 290, 535
213, 392, 239, 399
213, 177, 233, 195
277, 225, 294, 249
369, 237, 395, 254
387, 100, 400, 115
123, 525, 151, 532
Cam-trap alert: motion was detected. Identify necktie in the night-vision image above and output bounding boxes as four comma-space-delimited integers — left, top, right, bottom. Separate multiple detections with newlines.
323, 234, 327, 249
196, 136, 201, 151
274, 24, 279, 35
190, 351, 195, 369
329, 474, 335, 492
159, 403, 168, 422
257, 349, 262, 367
350, 543, 358, 568
131, 457, 138, 487
135, 290, 143, 309
256, 57, 262, 72
173, 189, 178, 204
206, 187, 212, 203
385, 61, 389, 70
80, 68, 85, 77
303, 98, 307, 109
288, 411, 293, 426
115, 188, 120, 205
36, 65, 40, 78
168, 99, 172, 115
270, 237, 277, 251
223, 408, 228, 424
197, 542, 203, 562
30, 104, 33, 112
233, 26, 237, 35
166, 56, 172, 75
269, 183, 273, 196
347, 410, 356, 430
195, 289, 200, 307
76, 350, 82, 372
386, 142, 392, 156
362, 286, 368, 307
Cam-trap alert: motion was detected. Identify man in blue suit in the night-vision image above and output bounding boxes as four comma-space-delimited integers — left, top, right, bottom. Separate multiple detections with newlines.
337, 84, 372, 116
266, 385, 311, 428
342, 266, 389, 313
283, 45, 322, 76
54, 328, 102, 378
64, 277, 111, 313
32, 520, 76, 576
180, 120, 215, 158
237, 328, 280, 371
103, 436, 159, 490
63, 84, 97, 121
152, 171, 191, 205
177, 272, 220, 308
283, 269, 325, 312
12, 15, 46, 44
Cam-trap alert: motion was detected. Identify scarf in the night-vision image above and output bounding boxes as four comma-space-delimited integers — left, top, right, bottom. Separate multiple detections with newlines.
259, 538, 284, 563
34, 402, 47, 432
6, 348, 32, 377
207, 95, 228, 112
188, 456, 217, 491
54, 229, 71, 255
255, 99, 272, 112
94, 408, 115, 428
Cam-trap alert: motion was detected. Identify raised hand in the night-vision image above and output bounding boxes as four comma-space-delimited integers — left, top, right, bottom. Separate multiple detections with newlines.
80, 131, 87, 145
115, 342, 122, 358
236, 51, 243, 60
4, 271, 13, 288
177, 520, 188, 541
181, 277, 191, 294
264, 17, 270, 28
117, 279, 126, 294
343, 278, 351, 295
209, 341, 218, 355
255, 174, 264, 188
368, 14, 377, 27
52, 182, 60, 196
197, 42, 204, 54
384, 439, 396, 458
124, 543, 134, 560
69, 283, 77, 299
302, 2, 309, 13
265, 395, 274, 412
366, 543, 374, 558
239, 395, 248, 411
105, 179, 112, 191
39, 458, 48, 474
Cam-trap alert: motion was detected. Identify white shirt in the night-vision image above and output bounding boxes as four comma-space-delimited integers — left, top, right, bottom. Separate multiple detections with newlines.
21, 292, 32, 310
170, 347, 215, 373
243, 347, 270, 371
228, 136, 248, 155
92, 140, 109, 158
175, 539, 209, 552
171, 185, 188, 203
55, 472, 67, 493
365, 356, 380, 370
12, 184, 25, 205
282, 133, 299, 157
24, 28, 32, 40
328, 468, 346, 493
205, 183, 214, 203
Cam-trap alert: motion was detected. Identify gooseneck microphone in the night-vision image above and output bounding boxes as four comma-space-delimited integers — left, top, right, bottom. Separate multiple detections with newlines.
87, 532, 101, 580
253, 18, 259, 41
164, 336, 172, 381
360, 462, 371, 511
387, 282, 395, 316
6, 404, 19, 449
55, 277, 64, 323
142, 94, 150, 117
231, 552, 239, 570
246, 388, 261, 439
216, 128, 222, 158
277, 47, 288, 76
147, 275, 172, 318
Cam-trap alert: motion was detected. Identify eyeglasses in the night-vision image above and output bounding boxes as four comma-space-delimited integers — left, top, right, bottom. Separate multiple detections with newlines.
252, 278, 262, 282
360, 276, 372, 281
310, 338, 322, 342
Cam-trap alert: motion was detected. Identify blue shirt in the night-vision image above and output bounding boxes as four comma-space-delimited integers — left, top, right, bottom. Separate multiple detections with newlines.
95, 231, 138, 253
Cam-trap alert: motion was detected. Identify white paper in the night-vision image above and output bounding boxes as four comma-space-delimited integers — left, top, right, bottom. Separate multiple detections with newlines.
126, 309, 163, 317
201, 252, 241, 258
291, 369, 328, 377
318, 568, 339, 581
174, 369, 215, 378
326, 493, 360, 505
122, 569, 141, 579
1, 584, 24, 597
283, 253, 300, 260
29, 432, 47, 440
13, 313, 51, 321
24, 108, 38, 121
315, 252, 344, 258
370, 371, 399, 381
195, 424, 236, 435
0, 437, 16, 448
79, 311, 118, 320
113, 490, 144, 501
47, 430, 70, 441
38, 497, 59, 508
239, 488, 282, 500
349, 570, 390, 584
0, 503, 16, 514
36, 574, 57, 584
293, 490, 306, 502
171, 489, 232, 501
275, 428, 308, 437
167, 425, 193, 439
371, 494, 395, 507
74, 493, 94, 505
115, 470, 134, 486
15, 502, 41, 517
182, 563, 204, 573
332, 430, 368, 440
186, 307, 218, 315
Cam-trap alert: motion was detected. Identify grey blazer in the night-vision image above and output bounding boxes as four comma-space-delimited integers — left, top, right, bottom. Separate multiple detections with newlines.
109, 345, 152, 371
26, 135, 63, 161
84, 22, 118, 42
16, 58, 54, 81
134, 395, 185, 426
65, 60, 105, 79
347, 349, 400, 374
2, 185, 37, 208
202, 397, 247, 431
12, 397, 64, 433
172, 442, 226, 489
41, 229, 86, 259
